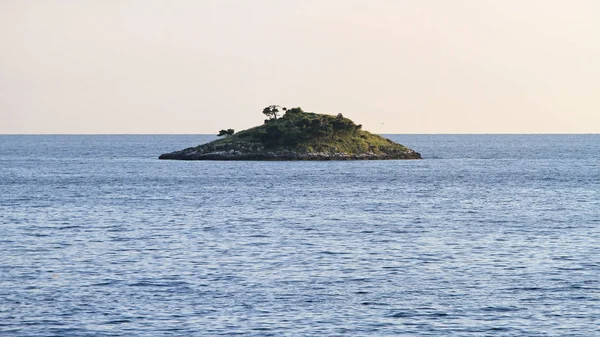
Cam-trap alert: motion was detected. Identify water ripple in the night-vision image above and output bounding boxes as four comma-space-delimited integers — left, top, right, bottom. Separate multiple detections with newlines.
0, 135, 599, 336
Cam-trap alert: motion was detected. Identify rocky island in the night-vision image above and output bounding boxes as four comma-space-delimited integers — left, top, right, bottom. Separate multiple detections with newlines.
159, 106, 421, 160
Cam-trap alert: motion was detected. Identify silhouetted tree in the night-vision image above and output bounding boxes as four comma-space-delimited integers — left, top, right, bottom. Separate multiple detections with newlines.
262, 105, 281, 120
218, 129, 235, 137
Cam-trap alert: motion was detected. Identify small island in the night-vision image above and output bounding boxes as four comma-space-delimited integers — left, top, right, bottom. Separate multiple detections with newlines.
159, 106, 421, 160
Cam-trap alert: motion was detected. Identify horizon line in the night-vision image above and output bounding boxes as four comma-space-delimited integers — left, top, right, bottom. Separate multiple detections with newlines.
1, 133, 598, 136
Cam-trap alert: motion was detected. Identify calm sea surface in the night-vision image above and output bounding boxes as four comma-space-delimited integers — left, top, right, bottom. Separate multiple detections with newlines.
0, 134, 599, 336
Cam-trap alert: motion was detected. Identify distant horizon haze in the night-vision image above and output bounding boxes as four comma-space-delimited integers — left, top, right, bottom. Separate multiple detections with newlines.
1, 132, 599, 136
1, 1, 599, 134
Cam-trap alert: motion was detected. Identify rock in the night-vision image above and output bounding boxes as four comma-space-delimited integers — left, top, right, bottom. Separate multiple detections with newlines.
159, 109, 422, 161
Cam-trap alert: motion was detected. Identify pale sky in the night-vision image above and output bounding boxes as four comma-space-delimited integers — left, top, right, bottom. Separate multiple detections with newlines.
1, 0, 599, 134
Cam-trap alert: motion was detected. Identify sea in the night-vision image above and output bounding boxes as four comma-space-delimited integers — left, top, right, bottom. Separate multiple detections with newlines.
0, 134, 598, 336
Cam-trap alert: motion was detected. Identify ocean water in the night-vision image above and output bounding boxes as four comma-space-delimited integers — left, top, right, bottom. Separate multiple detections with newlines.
0, 134, 599, 336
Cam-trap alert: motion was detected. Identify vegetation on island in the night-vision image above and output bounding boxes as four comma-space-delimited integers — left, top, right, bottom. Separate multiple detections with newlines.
217, 129, 235, 137
215, 106, 408, 154
160, 106, 421, 160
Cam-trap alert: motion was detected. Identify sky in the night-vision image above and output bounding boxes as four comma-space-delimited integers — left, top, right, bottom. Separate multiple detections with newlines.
1, 0, 599, 134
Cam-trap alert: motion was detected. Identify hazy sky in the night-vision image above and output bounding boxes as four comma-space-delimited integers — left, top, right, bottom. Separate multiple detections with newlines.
1, 0, 599, 134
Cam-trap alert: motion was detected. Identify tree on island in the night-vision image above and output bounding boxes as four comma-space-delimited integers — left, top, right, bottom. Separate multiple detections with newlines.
262, 105, 286, 120
218, 129, 235, 137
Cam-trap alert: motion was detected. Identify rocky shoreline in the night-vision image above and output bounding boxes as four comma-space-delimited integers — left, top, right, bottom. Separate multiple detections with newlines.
159, 141, 421, 160
159, 149, 421, 160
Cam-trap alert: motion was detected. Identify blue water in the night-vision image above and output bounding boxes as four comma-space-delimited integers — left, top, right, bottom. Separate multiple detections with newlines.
1, 134, 599, 336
